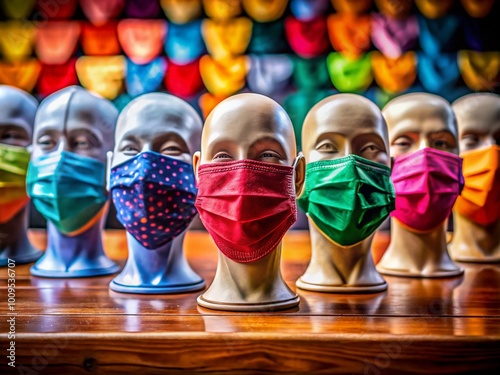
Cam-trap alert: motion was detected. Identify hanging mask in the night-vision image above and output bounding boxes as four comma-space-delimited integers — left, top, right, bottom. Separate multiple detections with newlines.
125, 0, 160, 18
454, 145, 500, 226
242, 0, 288, 22
110, 152, 198, 249
37, 0, 77, 19
80, 22, 121, 56
202, 0, 242, 20
330, 0, 372, 14
327, 14, 371, 58
327, 52, 373, 93
391, 147, 464, 232
292, 56, 331, 90
0, 143, 30, 224
195, 159, 297, 263
35, 21, 80, 64
79, 0, 125, 26
160, 0, 202, 24
0, 59, 41, 92
164, 20, 204, 65
200, 55, 248, 96
285, 16, 329, 58
372, 51, 417, 93
0, 0, 35, 19
26, 151, 108, 236
418, 14, 460, 57
202, 17, 252, 61
371, 13, 419, 59
118, 19, 167, 64
164, 58, 204, 98
418, 52, 461, 94
461, 0, 495, 18
125, 57, 167, 98
298, 155, 395, 247
290, 0, 329, 21
37, 59, 78, 98
0, 21, 35, 62
374, 0, 412, 18
415, 0, 454, 19
113, 93, 133, 112
247, 54, 293, 96
248, 19, 288, 54
76, 56, 126, 100
199, 92, 228, 119
458, 50, 500, 92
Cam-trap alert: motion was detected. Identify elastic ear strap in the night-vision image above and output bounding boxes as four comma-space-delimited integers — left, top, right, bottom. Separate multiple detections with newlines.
106, 151, 113, 191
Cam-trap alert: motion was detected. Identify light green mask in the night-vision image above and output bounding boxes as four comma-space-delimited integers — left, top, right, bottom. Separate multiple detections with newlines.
326, 52, 373, 93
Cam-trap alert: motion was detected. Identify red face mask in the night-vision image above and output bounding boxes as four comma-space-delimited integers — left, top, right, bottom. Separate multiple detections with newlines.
285, 16, 329, 58
37, 59, 78, 97
195, 159, 297, 263
164, 58, 204, 99
37, 0, 78, 19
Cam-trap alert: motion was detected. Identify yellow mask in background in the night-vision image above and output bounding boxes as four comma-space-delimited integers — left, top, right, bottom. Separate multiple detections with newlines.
415, 0, 454, 19
372, 51, 417, 93
0, 59, 41, 92
160, 0, 202, 23
202, 17, 252, 61
0, 0, 36, 19
0, 21, 35, 62
242, 0, 289, 22
203, 0, 242, 20
460, 0, 494, 18
458, 50, 500, 91
76, 56, 126, 100
200, 55, 248, 96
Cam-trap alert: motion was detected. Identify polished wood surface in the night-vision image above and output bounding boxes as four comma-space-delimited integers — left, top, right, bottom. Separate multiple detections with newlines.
1, 230, 499, 374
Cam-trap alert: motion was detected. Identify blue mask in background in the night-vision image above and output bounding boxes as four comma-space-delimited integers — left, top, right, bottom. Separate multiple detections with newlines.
418, 14, 461, 57
125, 57, 167, 97
164, 20, 205, 65
289, 0, 329, 21
247, 54, 293, 96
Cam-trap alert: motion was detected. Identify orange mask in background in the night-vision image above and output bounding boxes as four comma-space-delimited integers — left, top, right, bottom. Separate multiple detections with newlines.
331, 0, 372, 14
372, 51, 417, 93
461, 0, 495, 18
415, 0, 454, 19
35, 21, 80, 64
202, 17, 252, 61
118, 19, 167, 64
454, 145, 500, 226
200, 55, 248, 96
242, 0, 289, 22
0, 59, 41, 92
160, 0, 202, 24
203, 0, 242, 20
0, 21, 35, 62
81, 22, 121, 56
75, 55, 126, 99
327, 14, 371, 58
458, 50, 500, 92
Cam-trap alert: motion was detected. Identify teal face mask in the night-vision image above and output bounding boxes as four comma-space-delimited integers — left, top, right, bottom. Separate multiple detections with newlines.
26, 151, 107, 235
298, 155, 395, 247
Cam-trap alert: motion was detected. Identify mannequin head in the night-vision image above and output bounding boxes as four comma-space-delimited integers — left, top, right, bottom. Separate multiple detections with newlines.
374, 0, 413, 18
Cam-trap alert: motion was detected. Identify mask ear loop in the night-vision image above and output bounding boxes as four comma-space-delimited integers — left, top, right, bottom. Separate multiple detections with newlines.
292, 151, 305, 197
106, 151, 113, 192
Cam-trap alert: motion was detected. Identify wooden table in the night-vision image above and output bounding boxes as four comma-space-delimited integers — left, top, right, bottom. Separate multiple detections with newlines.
1, 230, 499, 374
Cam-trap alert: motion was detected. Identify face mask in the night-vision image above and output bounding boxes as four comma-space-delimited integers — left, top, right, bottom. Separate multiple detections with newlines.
247, 54, 293, 96
125, 0, 160, 18
458, 50, 500, 92
0, 0, 35, 19
110, 152, 198, 249
195, 159, 297, 263
160, 0, 202, 24
117, 19, 167, 65
0, 59, 41, 92
202, 17, 253, 61
248, 20, 288, 54
199, 92, 227, 119
125, 57, 167, 98
26, 151, 108, 235
418, 14, 460, 57
461, 0, 495, 18
35, 21, 80, 64
0, 21, 35, 62
391, 147, 464, 232
242, 0, 288, 22
79, 0, 125, 26
81, 22, 121, 56
290, 0, 329, 21
164, 20, 204, 65
454, 145, 500, 226
199, 55, 248, 96
299, 155, 395, 246
327, 52, 373, 93
374, 0, 412, 18
292, 56, 331, 90
202, 0, 242, 20
372, 51, 417, 93
75, 55, 126, 100
0, 143, 30, 224
418, 52, 461, 94
415, 0, 454, 19
371, 13, 419, 59
164, 58, 204, 98
38, 59, 78, 98
37, 0, 77, 19
331, 0, 372, 14
285, 16, 329, 58
327, 14, 371, 58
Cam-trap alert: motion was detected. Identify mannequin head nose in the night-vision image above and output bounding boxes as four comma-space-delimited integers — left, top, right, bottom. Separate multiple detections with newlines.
141, 144, 152, 153
56, 137, 69, 153
418, 139, 429, 150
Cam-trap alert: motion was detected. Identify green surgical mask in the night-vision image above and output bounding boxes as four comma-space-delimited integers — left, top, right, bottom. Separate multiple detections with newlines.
298, 155, 395, 247
26, 151, 107, 235
326, 52, 373, 93
0, 142, 29, 190
292, 56, 331, 90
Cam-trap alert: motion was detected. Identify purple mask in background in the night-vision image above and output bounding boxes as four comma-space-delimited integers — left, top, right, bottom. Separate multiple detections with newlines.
125, 0, 160, 18
371, 13, 419, 59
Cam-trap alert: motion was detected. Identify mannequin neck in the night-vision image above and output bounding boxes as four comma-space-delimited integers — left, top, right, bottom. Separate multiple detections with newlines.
0, 206, 37, 261
450, 212, 500, 261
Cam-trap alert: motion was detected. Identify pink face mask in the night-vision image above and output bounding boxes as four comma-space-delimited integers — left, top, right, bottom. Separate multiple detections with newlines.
391, 147, 464, 232
371, 13, 419, 59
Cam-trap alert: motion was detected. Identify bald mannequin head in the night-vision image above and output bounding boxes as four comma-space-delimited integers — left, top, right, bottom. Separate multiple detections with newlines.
383, 93, 458, 157
32, 86, 117, 162
0, 85, 37, 148
452, 93, 500, 153
302, 94, 390, 166
113, 93, 202, 167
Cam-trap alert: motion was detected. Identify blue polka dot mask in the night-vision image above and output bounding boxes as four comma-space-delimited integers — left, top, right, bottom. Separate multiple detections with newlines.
110, 151, 198, 249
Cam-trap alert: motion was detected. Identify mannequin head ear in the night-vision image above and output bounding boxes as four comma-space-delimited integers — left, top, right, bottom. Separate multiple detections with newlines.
293, 152, 306, 198
192, 151, 201, 184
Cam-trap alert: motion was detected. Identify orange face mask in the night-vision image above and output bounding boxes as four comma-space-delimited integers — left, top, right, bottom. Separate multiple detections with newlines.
461, 0, 495, 18
415, 0, 454, 19
75, 55, 126, 100
199, 92, 229, 119
331, 0, 372, 14
202, 17, 252, 61
117, 19, 167, 64
0, 21, 35, 62
242, 0, 289, 22
458, 50, 500, 91
0, 0, 36, 19
35, 21, 80, 64
327, 14, 371, 58
81, 22, 121, 56
454, 145, 500, 226
372, 51, 416, 93
160, 0, 202, 24
200, 55, 248, 96
0, 59, 41, 92
374, 0, 412, 18
203, 0, 242, 20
